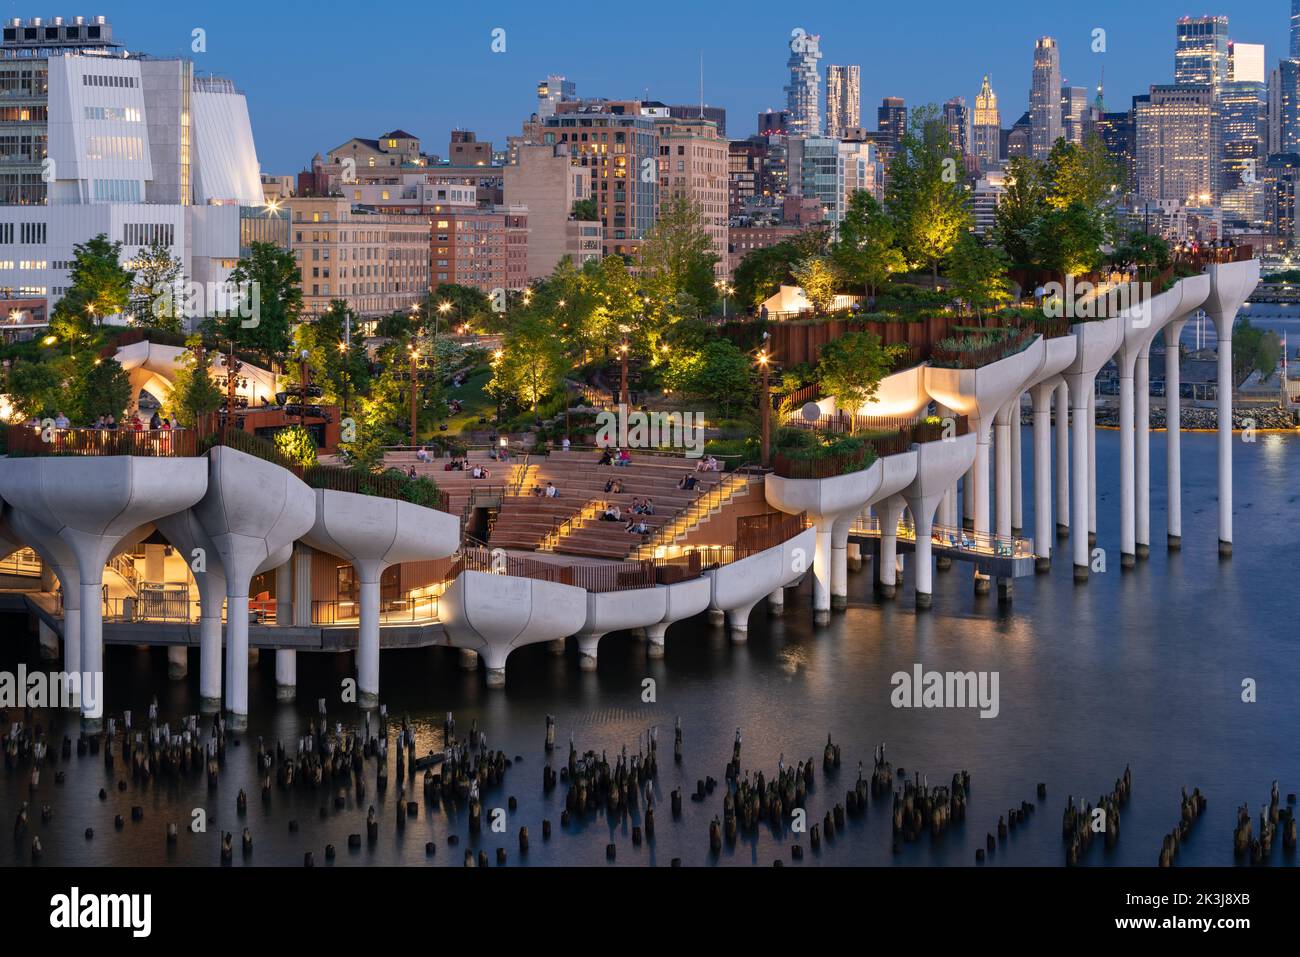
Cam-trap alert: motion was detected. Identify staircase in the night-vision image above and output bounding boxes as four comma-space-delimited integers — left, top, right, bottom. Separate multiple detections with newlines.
634, 472, 756, 559
537, 498, 608, 552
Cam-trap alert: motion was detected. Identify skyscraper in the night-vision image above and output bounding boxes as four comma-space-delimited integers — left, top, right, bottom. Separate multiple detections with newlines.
784, 30, 823, 137
1061, 85, 1088, 144
1030, 37, 1063, 160
1228, 42, 1266, 84
1175, 16, 1230, 93
1277, 59, 1300, 154
1292, 0, 1300, 59
1134, 84, 1216, 204
877, 97, 907, 150
972, 75, 1001, 169
1219, 78, 1268, 194
943, 97, 970, 158
826, 65, 861, 139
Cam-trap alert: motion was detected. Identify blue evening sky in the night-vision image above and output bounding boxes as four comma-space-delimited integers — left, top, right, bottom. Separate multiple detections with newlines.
43, 0, 1291, 173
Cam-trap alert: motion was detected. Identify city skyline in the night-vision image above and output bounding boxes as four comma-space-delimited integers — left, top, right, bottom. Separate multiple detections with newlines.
85, 1, 1287, 173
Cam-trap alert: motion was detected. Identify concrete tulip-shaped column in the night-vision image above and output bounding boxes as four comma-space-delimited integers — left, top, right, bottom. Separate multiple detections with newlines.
1134, 348, 1152, 558
2, 510, 81, 683
765, 463, 883, 625
1010, 399, 1023, 534
994, 401, 1016, 544
645, 576, 711, 658
438, 571, 586, 687
0, 456, 208, 726
303, 488, 458, 703
900, 433, 976, 608
1054, 382, 1070, 538
876, 496, 905, 598
577, 586, 668, 667
1163, 317, 1189, 549
1030, 380, 1058, 571
155, 509, 227, 710
1203, 258, 1262, 557
193, 448, 314, 728
704, 526, 816, 635
1063, 315, 1126, 581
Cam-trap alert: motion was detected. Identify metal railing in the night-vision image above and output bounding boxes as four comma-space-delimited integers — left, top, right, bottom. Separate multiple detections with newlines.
538, 497, 607, 552
107, 553, 139, 594
634, 472, 752, 558
310, 595, 439, 626
0, 547, 42, 577
851, 514, 1033, 560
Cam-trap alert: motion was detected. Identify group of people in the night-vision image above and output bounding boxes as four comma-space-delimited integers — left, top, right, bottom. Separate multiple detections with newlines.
531, 481, 559, 498
630, 497, 654, 516
676, 473, 699, 491
603, 477, 624, 495
693, 455, 721, 472
29, 410, 177, 431
597, 447, 632, 467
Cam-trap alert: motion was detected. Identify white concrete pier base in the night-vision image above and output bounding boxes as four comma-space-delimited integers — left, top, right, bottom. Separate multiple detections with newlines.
1211, 313, 1234, 557
1055, 381, 1070, 538
275, 649, 296, 702
1118, 365, 1136, 567
1165, 319, 1187, 549
356, 576, 381, 707
728, 600, 760, 641
548, 638, 566, 655
1135, 350, 1152, 559
167, 645, 188, 680
812, 523, 833, 623
767, 585, 784, 616
1087, 391, 1097, 542
459, 647, 479, 671
1069, 377, 1094, 581
224, 593, 250, 730
1010, 399, 1023, 533
708, 608, 726, 626
830, 519, 850, 610
576, 634, 601, 671
1031, 382, 1054, 572
877, 497, 904, 599
199, 614, 222, 711
646, 622, 668, 657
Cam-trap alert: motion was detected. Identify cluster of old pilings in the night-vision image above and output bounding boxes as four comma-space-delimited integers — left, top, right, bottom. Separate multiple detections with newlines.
893, 769, 969, 850
977, 785, 1040, 863
1159, 786, 1206, 867
1233, 780, 1297, 865
1063, 765, 1131, 865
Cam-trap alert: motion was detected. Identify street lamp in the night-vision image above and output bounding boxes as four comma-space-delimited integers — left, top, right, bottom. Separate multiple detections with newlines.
438, 300, 452, 341
408, 343, 419, 445
618, 339, 630, 408
757, 349, 771, 468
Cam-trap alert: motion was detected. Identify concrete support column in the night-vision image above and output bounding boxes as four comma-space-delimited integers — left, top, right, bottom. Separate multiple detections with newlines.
548, 638, 566, 655
274, 650, 296, 701
1031, 383, 1054, 572
973, 432, 991, 536
79, 574, 105, 725
878, 497, 904, 599
727, 599, 761, 640
812, 522, 833, 625
994, 408, 1013, 542
224, 591, 250, 730
1055, 382, 1070, 536
1211, 311, 1235, 556
767, 585, 784, 617
356, 575, 381, 707
459, 647, 479, 670
198, 610, 222, 711
1135, 350, 1151, 558
1087, 390, 1097, 541
38, 620, 59, 660
275, 557, 293, 629
830, 515, 851, 610
576, 633, 601, 671
143, 544, 165, 582
62, 606, 81, 680
938, 483, 955, 529
1165, 320, 1186, 548
1118, 361, 1136, 566
292, 545, 313, 627
167, 645, 187, 680
645, 621, 668, 657
1069, 377, 1094, 580
1010, 399, 1024, 534
962, 464, 975, 529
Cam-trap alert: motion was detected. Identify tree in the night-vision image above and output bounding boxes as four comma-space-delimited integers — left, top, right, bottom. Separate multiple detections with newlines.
4, 360, 63, 419
294, 300, 370, 407
792, 257, 838, 313
274, 425, 318, 467
662, 339, 754, 417
167, 335, 223, 428
571, 198, 598, 221
1045, 134, 1120, 213
425, 284, 493, 336
637, 193, 720, 317
130, 239, 184, 331
885, 105, 972, 287
207, 242, 301, 370
833, 190, 907, 298
948, 233, 1014, 321
67, 354, 132, 425
1033, 203, 1105, 275
733, 243, 795, 310
1115, 230, 1170, 282
490, 313, 566, 413
815, 331, 908, 430
68, 234, 134, 323
993, 156, 1049, 270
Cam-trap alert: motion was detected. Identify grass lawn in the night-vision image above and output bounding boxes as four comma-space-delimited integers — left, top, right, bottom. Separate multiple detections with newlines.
433, 365, 495, 437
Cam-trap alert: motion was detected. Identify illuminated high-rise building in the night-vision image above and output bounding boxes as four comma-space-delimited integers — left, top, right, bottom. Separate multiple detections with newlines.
877, 97, 907, 150
1061, 85, 1088, 145
1175, 16, 1230, 93
1219, 78, 1267, 194
784, 30, 823, 137
1292, 0, 1300, 59
972, 75, 1001, 169
826, 65, 861, 139
1228, 42, 1266, 84
1030, 37, 1062, 159
942, 97, 970, 158
1134, 84, 1216, 204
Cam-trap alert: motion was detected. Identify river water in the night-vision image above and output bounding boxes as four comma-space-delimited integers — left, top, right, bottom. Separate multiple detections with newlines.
2, 428, 1297, 867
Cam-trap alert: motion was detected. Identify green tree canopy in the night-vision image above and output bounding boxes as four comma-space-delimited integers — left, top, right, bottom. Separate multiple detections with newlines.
130, 239, 184, 332
207, 242, 301, 370
948, 233, 1014, 320
815, 331, 908, 430
167, 335, 223, 428
637, 193, 720, 318
833, 190, 907, 298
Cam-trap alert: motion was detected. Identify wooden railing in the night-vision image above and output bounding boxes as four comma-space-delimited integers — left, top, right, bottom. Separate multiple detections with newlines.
772, 416, 970, 480
5, 425, 198, 458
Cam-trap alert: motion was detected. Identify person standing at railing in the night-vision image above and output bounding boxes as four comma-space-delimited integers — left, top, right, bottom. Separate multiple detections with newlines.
54, 410, 69, 429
